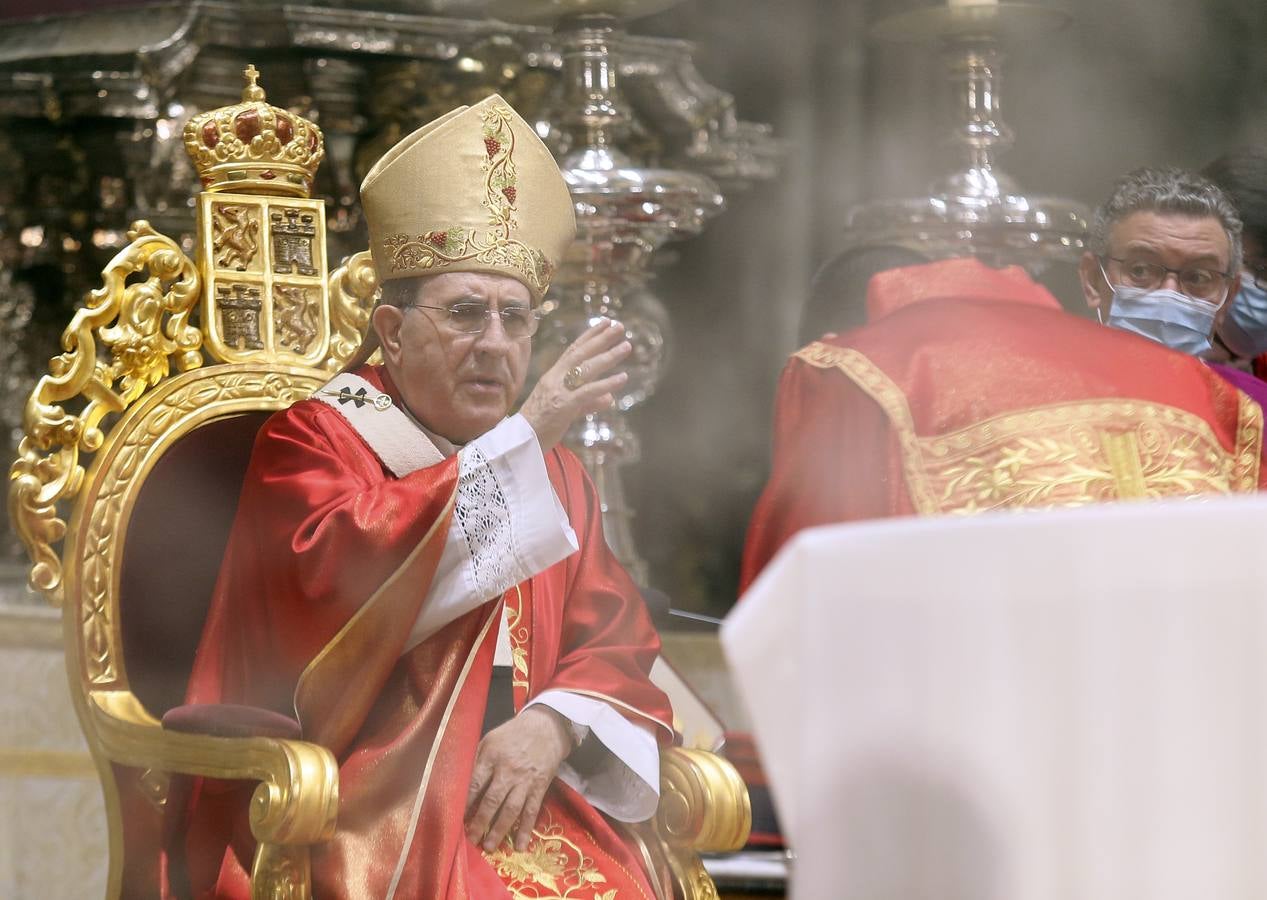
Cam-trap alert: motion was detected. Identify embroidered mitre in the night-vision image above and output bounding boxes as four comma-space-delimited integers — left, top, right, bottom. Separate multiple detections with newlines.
359, 94, 575, 300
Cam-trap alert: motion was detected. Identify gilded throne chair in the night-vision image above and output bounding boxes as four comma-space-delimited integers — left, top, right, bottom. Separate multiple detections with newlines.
7, 67, 749, 900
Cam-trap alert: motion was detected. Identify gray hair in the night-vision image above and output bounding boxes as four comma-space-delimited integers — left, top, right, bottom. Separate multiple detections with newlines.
378, 275, 427, 308
1091, 166, 1243, 275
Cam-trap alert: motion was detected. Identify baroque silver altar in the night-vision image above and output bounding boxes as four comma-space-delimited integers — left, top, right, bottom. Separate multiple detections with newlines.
0, 0, 780, 575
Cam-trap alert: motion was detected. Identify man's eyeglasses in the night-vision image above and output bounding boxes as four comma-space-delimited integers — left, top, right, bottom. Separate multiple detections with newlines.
1102, 256, 1232, 303
406, 302, 541, 339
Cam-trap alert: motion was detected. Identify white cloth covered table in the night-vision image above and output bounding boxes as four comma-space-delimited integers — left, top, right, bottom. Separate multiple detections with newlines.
722, 496, 1267, 900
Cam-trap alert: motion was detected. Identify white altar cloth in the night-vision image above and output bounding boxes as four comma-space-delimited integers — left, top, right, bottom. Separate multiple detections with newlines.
723, 496, 1267, 900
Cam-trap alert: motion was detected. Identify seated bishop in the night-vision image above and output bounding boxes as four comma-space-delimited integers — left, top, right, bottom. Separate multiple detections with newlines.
741, 254, 1267, 591
172, 95, 674, 899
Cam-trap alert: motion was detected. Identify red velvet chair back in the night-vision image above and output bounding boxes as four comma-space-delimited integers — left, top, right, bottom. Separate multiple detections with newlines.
118, 411, 271, 716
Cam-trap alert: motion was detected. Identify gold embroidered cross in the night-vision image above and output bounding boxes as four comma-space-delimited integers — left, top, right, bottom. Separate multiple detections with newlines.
1101, 430, 1147, 500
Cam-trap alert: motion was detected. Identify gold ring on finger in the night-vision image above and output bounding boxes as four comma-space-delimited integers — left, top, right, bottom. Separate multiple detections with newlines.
563, 365, 585, 391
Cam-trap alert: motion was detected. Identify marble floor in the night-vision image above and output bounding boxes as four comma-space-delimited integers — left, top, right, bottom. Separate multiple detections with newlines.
0, 585, 108, 900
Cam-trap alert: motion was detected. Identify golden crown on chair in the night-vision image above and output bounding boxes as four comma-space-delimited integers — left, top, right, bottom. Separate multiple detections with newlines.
183, 64, 325, 198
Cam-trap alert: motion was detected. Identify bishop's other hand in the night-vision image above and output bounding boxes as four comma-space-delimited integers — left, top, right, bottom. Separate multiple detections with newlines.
465, 704, 576, 852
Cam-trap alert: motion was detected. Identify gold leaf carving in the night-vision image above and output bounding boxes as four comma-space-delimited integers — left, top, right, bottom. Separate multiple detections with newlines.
657, 748, 750, 853
212, 203, 261, 271
250, 841, 311, 900
275, 285, 319, 354
8, 221, 202, 605
684, 858, 719, 900
325, 250, 378, 371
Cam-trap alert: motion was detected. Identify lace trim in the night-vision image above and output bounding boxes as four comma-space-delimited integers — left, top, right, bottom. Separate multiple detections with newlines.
455, 445, 519, 600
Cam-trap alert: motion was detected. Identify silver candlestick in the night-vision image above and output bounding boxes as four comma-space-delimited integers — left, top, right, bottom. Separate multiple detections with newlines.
847, 1, 1089, 267
491, 0, 724, 585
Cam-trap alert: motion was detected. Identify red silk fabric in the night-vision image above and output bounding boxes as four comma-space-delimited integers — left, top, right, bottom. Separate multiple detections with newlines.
741, 258, 1263, 592
174, 366, 672, 899
865, 256, 1062, 322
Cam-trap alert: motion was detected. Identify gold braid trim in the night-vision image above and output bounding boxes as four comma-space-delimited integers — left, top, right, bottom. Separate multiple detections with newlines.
1232, 388, 1263, 491
793, 342, 938, 514
505, 584, 530, 694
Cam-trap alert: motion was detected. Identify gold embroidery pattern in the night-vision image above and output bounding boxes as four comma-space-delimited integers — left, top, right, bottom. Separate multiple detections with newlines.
794, 342, 1263, 515
505, 584, 530, 693
924, 402, 1254, 514
483, 812, 619, 900
383, 104, 554, 294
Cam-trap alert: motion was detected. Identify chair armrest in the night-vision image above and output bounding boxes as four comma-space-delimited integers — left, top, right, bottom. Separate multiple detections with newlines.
162, 703, 303, 740
88, 690, 338, 846
657, 746, 751, 853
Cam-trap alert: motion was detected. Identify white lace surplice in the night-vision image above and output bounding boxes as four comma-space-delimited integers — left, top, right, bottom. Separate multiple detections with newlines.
403, 414, 660, 821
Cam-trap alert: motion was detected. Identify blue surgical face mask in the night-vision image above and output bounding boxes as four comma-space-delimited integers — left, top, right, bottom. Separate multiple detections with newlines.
1100, 265, 1225, 359
1220, 278, 1267, 359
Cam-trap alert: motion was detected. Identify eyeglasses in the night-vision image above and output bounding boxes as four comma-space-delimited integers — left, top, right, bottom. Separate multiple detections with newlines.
1102, 256, 1232, 303
406, 301, 541, 339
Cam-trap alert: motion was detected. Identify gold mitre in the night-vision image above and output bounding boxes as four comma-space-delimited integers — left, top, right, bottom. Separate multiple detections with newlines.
183, 65, 325, 198
360, 94, 575, 299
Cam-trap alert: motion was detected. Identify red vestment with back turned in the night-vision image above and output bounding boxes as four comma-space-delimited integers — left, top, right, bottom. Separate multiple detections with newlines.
741, 257, 1266, 592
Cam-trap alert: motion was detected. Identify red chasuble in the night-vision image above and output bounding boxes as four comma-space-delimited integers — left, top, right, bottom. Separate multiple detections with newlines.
176, 366, 673, 900
741, 257, 1266, 592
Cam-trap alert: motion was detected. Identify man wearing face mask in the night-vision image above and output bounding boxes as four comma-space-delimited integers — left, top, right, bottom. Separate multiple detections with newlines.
1203, 148, 1267, 371
1077, 166, 1267, 408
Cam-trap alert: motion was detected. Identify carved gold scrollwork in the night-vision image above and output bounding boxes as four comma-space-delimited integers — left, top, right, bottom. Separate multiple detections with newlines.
654, 747, 751, 900
657, 747, 751, 853
244, 733, 337, 900
325, 250, 379, 371
8, 220, 202, 605
250, 842, 310, 900
685, 856, 721, 900
664, 853, 721, 900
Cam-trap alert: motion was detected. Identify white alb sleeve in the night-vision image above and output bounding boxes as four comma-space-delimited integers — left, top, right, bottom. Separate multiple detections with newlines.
404, 415, 578, 652
525, 690, 661, 822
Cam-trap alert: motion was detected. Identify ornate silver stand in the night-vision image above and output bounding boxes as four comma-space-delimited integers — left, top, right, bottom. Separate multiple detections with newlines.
847, 1, 1089, 266
493, 2, 726, 585
0, 1, 778, 566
